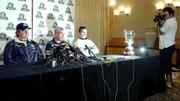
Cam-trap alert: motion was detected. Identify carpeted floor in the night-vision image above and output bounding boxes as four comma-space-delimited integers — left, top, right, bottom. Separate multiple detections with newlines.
143, 71, 180, 101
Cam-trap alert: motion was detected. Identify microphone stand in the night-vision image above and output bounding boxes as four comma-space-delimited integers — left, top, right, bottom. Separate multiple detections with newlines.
75, 47, 90, 61
85, 45, 100, 61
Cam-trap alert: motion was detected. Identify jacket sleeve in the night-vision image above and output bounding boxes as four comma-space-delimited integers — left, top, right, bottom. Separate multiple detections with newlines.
37, 45, 44, 60
33, 40, 44, 61
45, 42, 53, 58
3, 41, 17, 65
88, 40, 99, 55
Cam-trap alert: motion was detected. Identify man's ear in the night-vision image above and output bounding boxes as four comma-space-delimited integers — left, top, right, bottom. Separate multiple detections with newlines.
17, 30, 21, 33
170, 13, 174, 17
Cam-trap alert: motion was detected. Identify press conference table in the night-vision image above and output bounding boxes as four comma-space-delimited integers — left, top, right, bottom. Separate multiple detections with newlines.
0, 55, 166, 101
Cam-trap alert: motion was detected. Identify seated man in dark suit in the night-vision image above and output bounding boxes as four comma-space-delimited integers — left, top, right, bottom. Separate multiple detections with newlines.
45, 27, 78, 62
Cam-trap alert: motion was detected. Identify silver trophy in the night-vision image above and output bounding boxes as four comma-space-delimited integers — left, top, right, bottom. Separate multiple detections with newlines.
124, 29, 135, 55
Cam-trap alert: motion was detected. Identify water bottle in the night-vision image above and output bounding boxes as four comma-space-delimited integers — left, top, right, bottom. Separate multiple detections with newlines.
51, 59, 57, 68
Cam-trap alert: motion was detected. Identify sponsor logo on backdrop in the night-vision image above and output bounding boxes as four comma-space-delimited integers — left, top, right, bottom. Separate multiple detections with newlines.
53, 5, 59, 12
53, 22, 58, 28
65, 23, 71, 30
38, 39, 46, 46
47, 30, 54, 37
47, 13, 55, 20
38, 3, 46, 10
36, 11, 43, 19
38, 34, 43, 37
58, 14, 64, 21
68, 16, 73, 22
35, 30, 42, 37
38, 20, 45, 28
6, 22, 15, 30
58, 0, 64, 4
68, 0, 73, 6
6, 2, 16, 10
67, 32, 73, 38
21, 4, 30, 12
65, 7, 71, 14
48, 0, 55, 3
0, 32, 12, 41
0, 33, 7, 40
18, 13, 26, 21
0, 12, 8, 20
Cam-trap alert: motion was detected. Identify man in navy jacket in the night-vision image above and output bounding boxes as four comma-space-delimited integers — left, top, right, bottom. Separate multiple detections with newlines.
3, 23, 44, 65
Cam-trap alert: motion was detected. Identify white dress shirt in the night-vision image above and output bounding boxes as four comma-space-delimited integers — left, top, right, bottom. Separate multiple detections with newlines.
73, 38, 99, 57
159, 17, 177, 49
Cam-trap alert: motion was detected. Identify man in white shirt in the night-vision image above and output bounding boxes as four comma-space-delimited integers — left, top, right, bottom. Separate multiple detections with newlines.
159, 7, 177, 88
74, 26, 99, 57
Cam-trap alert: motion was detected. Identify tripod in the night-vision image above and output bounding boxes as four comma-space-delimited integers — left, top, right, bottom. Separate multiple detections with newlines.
154, 23, 160, 49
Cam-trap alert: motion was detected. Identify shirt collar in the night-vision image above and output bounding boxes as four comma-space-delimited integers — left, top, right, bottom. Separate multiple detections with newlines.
79, 37, 87, 40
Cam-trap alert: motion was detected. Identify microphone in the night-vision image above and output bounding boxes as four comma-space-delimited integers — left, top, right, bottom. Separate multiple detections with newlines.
45, 44, 55, 59
74, 47, 89, 61
62, 42, 76, 52
61, 42, 80, 61
84, 45, 102, 62
51, 44, 65, 62
68, 43, 77, 52
85, 45, 96, 57
75, 47, 86, 57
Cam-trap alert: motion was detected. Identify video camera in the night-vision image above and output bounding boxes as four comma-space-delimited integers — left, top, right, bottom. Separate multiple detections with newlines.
153, 12, 165, 23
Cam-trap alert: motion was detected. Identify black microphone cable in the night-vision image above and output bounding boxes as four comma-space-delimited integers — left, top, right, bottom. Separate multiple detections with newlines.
113, 61, 119, 101
127, 60, 135, 101
70, 56, 113, 101
98, 62, 112, 101
102, 59, 119, 101
70, 60, 87, 101
73, 59, 111, 101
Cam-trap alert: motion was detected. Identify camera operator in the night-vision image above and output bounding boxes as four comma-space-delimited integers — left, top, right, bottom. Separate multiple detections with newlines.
153, 12, 165, 26
158, 7, 177, 89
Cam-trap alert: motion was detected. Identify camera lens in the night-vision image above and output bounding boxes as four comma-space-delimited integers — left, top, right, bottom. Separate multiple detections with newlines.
153, 12, 165, 23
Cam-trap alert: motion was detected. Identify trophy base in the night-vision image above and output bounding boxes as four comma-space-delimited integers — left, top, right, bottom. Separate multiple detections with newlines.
124, 47, 135, 55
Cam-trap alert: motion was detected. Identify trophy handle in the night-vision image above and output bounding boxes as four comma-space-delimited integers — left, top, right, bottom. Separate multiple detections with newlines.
124, 29, 128, 43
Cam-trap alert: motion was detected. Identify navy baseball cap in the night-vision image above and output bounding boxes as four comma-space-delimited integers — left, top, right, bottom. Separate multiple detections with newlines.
16, 23, 31, 30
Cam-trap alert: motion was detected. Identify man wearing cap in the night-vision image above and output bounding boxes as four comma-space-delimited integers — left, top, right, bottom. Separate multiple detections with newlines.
3, 23, 44, 65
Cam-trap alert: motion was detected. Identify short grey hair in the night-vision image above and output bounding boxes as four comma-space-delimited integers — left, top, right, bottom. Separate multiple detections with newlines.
54, 27, 64, 34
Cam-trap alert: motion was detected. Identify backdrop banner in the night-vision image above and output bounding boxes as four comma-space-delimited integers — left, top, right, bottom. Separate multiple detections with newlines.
0, 0, 75, 56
